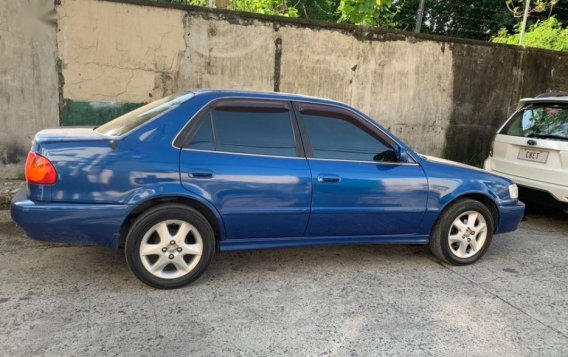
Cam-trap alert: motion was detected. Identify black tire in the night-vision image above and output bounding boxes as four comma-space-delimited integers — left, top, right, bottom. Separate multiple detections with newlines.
429, 198, 494, 265
125, 204, 215, 289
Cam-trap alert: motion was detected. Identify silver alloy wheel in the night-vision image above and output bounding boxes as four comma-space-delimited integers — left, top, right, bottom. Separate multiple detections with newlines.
139, 219, 203, 279
448, 210, 488, 259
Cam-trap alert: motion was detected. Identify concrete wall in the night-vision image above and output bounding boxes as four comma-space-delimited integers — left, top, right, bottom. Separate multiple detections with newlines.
58, 0, 187, 103
446, 43, 568, 164
2, 0, 567, 177
57, 0, 456, 157
276, 27, 454, 157
56, 0, 567, 165
0, 0, 59, 178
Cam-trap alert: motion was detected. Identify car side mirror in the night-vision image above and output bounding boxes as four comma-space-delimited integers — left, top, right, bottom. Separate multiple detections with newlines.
373, 149, 398, 162
397, 147, 411, 163
393, 145, 413, 163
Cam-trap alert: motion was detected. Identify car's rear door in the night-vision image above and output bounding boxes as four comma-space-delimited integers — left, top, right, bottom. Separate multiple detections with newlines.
294, 102, 428, 237
179, 99, 312, 240
488, 103, 568, 187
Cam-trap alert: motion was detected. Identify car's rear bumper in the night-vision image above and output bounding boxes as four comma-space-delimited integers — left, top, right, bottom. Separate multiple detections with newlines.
496, 201, 525, 234
484, 160, 568, 204
517, 186, 568, 209
10, 188, 131, 250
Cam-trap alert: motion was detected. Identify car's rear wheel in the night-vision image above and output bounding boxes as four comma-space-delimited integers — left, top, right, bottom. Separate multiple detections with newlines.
429, 199, 494, 265
125, 204, 215, 289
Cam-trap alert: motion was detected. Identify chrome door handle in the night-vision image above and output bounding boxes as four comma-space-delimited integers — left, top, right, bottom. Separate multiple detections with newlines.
189, 169, 214, 178
317, 174, 341, 183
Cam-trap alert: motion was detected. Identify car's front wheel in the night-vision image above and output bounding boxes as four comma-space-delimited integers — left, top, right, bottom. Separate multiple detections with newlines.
125, 204, 215, 289
429, 199, 494, 265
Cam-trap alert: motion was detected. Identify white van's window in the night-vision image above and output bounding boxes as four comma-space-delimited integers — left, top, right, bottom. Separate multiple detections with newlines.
501, 104, 568, 141
95, 92, 195, 136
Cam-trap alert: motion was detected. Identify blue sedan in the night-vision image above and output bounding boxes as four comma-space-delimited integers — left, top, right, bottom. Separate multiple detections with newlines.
11, 90, 525, 289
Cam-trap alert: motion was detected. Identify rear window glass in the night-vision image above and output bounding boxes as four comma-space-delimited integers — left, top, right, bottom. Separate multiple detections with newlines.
95, 92, 194, 136
187, 103, 297, 157
501, 104, 568, 141
214, 109, 296, 156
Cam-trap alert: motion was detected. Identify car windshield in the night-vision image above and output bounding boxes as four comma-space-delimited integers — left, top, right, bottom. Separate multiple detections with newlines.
501, 103, 568, 141
95, 92, 195, 136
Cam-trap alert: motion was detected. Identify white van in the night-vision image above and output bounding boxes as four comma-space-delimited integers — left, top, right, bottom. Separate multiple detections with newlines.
484, 93, 568, 211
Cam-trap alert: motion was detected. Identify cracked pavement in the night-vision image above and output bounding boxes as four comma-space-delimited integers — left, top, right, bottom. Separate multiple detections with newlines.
0, 208, 567, 356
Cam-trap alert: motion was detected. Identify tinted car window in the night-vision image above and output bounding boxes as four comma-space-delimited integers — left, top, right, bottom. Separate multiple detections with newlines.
95, 92, 194, 136
501, 104, 568, 141
188, 104, 298, 157
188, 112, 215, 150
300, 110, 395, 162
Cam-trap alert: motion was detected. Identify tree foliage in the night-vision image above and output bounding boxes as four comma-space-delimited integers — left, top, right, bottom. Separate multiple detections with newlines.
155, 0, 298, 16
294, 0, 340, 22
505, 0, 559, 18
493, 17, 568, 51
155, 0, 393, 25
394, 0, 518, 40
337, 0, 394, 27
153, 0, 568, 47
229, 0, 299, 16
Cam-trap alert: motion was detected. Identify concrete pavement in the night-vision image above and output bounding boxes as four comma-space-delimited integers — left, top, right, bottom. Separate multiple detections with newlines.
0, 208, 567, 356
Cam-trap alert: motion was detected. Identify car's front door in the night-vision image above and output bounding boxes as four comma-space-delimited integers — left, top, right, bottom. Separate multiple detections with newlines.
179, 99, 312, 240
294, 102, 428, 237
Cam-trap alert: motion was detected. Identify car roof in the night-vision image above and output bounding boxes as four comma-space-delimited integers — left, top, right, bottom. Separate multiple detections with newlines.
190, 89, 347, 106
520, 92, 568, 104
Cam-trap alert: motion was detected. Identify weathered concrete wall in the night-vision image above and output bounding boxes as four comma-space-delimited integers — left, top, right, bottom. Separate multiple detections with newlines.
56, 0, 567, 165
2, 0, 567, 177
177, 16, 276, 91
0, 0, 59, 178
445, 43, 568, 164
277, 27, 453, 156
57, 1, 456, 157
58, 0, 186, 103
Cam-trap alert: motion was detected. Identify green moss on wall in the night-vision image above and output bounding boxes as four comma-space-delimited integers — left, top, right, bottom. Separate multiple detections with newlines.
62, 101, 145, 126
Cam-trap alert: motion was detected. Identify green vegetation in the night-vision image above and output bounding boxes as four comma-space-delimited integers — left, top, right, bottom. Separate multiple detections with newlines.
155, 0, 394, 24
229, 0, 299, 16
337, 0, 395, 27
157, 0, 299, 17
153, 0, 568, 51
505, 0, 559, 17
493, 17, 568, 51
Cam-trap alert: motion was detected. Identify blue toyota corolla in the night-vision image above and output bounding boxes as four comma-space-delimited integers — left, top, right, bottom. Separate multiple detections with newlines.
11, 90, 525, 289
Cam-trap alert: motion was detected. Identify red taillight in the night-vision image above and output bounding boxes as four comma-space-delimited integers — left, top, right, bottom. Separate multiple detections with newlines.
25, 152, 57, 185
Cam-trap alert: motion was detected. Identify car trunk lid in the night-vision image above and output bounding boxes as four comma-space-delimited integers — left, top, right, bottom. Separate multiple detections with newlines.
27, 128, 117, 203
34, 127, 110, 144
